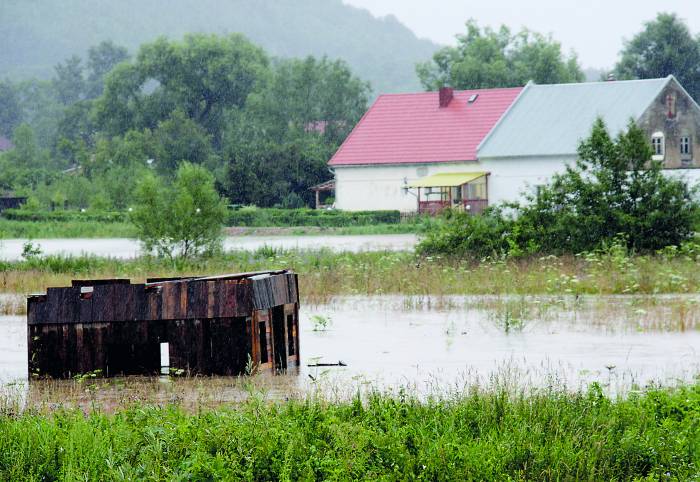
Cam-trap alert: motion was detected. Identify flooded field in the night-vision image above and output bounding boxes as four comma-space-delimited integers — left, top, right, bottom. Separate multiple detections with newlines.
0, 234, 417, 260
1, 294, 699, 408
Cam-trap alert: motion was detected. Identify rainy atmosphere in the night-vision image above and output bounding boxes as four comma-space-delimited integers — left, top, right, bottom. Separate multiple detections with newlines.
1, 0, 699, 479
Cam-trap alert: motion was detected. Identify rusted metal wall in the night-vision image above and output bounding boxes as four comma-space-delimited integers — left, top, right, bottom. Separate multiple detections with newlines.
27, 271, 300, 378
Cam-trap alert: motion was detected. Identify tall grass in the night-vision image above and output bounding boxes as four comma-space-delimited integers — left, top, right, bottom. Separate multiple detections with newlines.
0, 219, 137, 238
0, 383, 697, 480
2, 246, 700, 300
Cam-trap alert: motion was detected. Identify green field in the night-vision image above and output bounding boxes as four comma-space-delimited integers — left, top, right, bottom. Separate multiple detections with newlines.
0, 384, 697, 480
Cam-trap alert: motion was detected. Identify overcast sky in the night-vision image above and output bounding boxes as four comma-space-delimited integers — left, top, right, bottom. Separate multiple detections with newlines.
343, 0, 700, 69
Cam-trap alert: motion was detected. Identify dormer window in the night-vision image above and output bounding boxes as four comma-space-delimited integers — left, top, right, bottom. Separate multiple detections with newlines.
680, 136, 692, 157
651, 132, 665, 161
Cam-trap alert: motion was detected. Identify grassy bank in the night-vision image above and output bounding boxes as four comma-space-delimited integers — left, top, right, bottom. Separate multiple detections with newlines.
0, 384, 697, 480
2, 245, 700, 299
0, 219, 426, 238
0, 219, 137, 238
0, 208, 433, 239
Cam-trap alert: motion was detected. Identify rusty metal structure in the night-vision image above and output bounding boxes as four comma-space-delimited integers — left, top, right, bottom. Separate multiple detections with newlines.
27, 270, 299, 378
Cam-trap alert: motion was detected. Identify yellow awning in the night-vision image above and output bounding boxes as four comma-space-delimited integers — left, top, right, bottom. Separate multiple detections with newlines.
408, 172, 488, 188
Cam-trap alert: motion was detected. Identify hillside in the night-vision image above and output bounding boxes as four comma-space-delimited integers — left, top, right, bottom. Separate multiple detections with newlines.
0, 0, 438, 93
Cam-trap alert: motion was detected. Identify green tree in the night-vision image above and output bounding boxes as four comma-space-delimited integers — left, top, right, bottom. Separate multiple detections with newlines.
8, 124, 40, 168
86, 40, 130, 99
96, 34, 268, 142
614, 13, 700, 100
0, 80, 23, 137
247, 56, 370, 145
419, 119, 699, 257
130, 162, 227, 259
15, 79, 64, 149
514, 119, 699, 252
223, 136, 332, 207
0, 123, 54, 190
53, 55, 85, 105
89, 129, 154, 173
55, 100, 96, 149
151, 110, 216, 176
417, 20, 583, 90
222, 56, 368, 206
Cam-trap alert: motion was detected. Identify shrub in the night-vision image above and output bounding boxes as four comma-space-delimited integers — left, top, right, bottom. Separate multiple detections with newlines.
417, 208, 511, 259
226, 208, 401, 227
130, 163, 227, 259
418, 119, 700, 258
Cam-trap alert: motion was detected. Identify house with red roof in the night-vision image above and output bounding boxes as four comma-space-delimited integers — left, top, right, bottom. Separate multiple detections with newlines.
328, 76, 700, 213
328, 86, 522, 213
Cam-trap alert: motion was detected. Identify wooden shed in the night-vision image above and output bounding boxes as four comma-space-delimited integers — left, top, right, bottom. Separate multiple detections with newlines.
27, 270, 300, 378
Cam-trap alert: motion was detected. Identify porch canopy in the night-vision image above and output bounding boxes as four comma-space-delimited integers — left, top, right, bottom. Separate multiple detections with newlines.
408, 171, 487, 188
408, 171, 489, 216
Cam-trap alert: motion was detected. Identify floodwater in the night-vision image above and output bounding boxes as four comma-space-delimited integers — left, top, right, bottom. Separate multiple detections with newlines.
0, 234, 418, 260
1, 295, 699, 406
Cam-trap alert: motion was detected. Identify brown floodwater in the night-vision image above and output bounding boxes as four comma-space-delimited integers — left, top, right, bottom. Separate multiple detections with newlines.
1, 295, 699, 409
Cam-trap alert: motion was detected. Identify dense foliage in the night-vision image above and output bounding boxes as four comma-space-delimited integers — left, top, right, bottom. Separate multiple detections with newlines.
0, 0, 437, 94
0, 384, 698, 480
417, 20, 584, 90
419, 119, 700, 258
0, 34, 370, 210
615, 13, 700, 100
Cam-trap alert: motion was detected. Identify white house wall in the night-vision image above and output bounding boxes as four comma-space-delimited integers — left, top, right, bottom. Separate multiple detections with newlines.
478, 156, 574, 205
334, 163, 479, 212
333, 157, 574, 212
333, 158, 700, 212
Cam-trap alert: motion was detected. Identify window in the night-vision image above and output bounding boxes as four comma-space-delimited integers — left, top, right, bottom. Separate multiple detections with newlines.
463, 177, 487, 200
651, 132, 665, 160
680, 136, 692, 156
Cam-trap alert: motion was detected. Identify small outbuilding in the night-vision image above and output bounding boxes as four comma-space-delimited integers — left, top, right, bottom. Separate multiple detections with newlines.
0, 195, 27, 213
27, 270, 300, 378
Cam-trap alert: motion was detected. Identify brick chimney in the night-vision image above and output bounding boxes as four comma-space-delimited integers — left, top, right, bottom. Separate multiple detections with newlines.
439, 87, 454, 108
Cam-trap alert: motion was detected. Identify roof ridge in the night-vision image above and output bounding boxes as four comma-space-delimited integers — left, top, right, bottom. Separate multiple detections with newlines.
530, 77, 669, 88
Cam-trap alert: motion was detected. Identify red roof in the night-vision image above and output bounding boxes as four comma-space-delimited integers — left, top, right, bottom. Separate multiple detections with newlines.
329, 87, 523, 166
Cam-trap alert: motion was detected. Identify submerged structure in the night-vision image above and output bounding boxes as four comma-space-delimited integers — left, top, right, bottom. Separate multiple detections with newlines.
27, 270, 299, 378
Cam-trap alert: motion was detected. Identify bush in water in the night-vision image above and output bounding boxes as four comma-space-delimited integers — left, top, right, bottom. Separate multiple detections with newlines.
418, 119, 700, 258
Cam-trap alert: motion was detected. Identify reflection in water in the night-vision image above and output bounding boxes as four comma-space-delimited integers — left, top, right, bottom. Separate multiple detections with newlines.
0, 234, 418, 261
1, 295, 699, 408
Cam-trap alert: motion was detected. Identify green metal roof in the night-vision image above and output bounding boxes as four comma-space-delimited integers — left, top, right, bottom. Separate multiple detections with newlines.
478, 77, 673, 158
408, 172, 488, 188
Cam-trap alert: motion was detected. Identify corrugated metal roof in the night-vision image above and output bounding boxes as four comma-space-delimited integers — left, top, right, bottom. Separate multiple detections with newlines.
328, 87, 523, 166
408, 171, 487, 188
478, 77, 671, 158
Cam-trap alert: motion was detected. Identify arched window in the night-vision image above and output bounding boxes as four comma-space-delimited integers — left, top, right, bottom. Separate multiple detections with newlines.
651, 132, 665, 160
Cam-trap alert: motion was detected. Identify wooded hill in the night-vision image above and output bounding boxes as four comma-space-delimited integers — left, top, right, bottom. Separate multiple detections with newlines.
0, 0, 438, 93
